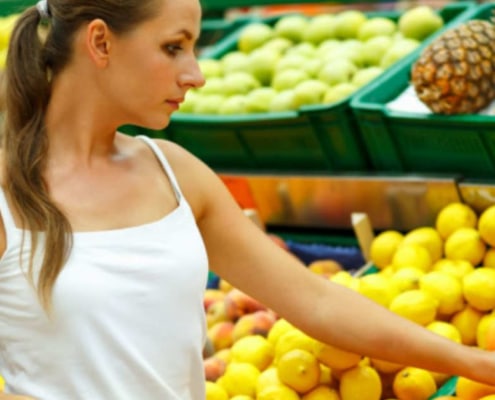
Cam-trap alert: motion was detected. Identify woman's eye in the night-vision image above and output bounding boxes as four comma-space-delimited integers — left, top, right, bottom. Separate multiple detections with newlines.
164, 44, 183, 55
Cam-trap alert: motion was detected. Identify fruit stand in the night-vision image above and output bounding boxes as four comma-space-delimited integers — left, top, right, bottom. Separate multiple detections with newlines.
3, 0, 495, 399
188, 1, 495, 399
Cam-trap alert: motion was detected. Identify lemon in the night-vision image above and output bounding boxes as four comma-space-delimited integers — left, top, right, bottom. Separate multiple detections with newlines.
435, 202, 477, 240
393, 367, 437, 400
318, 364, 332, 385
391, 266, 425, 292
370, 357, 404, 374
256, 367, 282, 395
330, 270, 360, 291
277, 348, 320, 394
479, 205, 495, 247
418, 270, 464, 316
426, 320, 462, 343
476, 312, 495, 349
312, 339, 362, 370
257, 384, 300, 400
230, 396, 253, 400
401, 226, 444, 262
339, 365, 382, 400
0, 375, 4, 391
358, 273, 400, 307
370, 230, 404, 269
389, 289, 438, 326
444, 227, 486, 267
392, 243, 432, 272
301, 385, 340, 400
217, 362, 260, 398
432, 258, 474, 281
274, 328, 316, 364
450, 305, 484, 346
267, 318, 294, 347
231, 335, 274, 371
463, 267, 495, 311
484, 248, 495, 268
205, 381, 229, 400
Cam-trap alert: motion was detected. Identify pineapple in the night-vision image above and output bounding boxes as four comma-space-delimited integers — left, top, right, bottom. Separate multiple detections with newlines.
411, 19, 495, 115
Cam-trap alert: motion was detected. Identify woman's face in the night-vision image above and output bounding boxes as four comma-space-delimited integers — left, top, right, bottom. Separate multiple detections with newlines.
101, 0, 205, 130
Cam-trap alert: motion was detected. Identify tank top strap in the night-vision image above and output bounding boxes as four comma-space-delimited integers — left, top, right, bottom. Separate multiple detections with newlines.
0, 185, 17, 235
136, 135, 183, 201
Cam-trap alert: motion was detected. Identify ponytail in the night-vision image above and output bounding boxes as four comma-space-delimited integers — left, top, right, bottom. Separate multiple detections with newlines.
3, 6, 72, 312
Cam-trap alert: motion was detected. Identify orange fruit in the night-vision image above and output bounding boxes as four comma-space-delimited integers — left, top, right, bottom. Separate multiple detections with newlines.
393, 367, 437, 400
456, 376, 495, 400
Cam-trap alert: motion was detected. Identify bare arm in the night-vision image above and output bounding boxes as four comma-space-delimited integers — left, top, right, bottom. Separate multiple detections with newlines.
162, 140, 495, 386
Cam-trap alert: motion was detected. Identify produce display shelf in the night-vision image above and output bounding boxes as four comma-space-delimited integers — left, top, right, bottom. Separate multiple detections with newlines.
146, 2, 474, 174
350, 2, 495, 180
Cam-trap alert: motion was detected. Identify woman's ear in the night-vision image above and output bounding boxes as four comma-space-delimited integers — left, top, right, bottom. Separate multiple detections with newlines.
86, 19, 111, 67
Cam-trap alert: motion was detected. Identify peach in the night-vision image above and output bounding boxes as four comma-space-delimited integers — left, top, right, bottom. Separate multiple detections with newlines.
224, 288, 267, 321
203, 356, 227, 382
203, 289, 226, 312
232, 310, 277, 342
207, 321, 234, 351
206, 299, 229, 328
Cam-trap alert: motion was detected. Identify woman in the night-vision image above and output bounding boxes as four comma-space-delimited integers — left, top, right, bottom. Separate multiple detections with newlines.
0, 0, 494, 399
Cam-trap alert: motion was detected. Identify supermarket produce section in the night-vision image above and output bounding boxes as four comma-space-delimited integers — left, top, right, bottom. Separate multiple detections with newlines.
4, 0, 495, 399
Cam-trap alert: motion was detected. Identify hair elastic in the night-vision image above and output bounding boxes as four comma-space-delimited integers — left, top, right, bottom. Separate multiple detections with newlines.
36, 0, 50, 20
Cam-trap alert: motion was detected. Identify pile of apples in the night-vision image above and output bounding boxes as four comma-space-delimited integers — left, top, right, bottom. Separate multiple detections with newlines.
180, 6, 444, 115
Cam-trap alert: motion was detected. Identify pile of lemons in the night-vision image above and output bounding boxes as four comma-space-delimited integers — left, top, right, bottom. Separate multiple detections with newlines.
205, 201, 495, 400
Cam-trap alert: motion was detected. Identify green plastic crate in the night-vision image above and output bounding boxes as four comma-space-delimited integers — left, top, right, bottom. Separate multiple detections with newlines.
165, 2, 474, 173
351, 2, 495, 179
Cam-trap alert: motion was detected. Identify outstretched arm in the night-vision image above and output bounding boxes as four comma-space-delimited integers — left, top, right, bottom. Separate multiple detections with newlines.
163, 140, 495, 386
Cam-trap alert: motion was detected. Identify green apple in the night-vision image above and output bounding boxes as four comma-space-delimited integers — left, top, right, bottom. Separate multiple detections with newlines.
218, 95, 248, 115
273, 14, 309, 43
292, 79, 330, 108
271, 68, 310, 91
261, 37, 294, 54
244, 87, 278, 113
220, 51, 250, 75
380, 38, 420, 68
223, 71, 261, 96
193, 94, 226, 114
323, 83, 358, 104
334, 10, 368, 40
285, 42, 317, 58
302, 13, 338, 44
247, 48, 281, 86
352, 66, 384, 87
198, 59, 223, 79
357, 17, 397, 41
319, 40, 365, 67
275, 53, 307, 73
238, 22, 274, 53
198, 76, 225, 95
302, 57, 324, 78
398, 6, 443, 41
317, 59, 357, 86
361, 35, 394, 66
316, 39, 341, 58
269, 89, 298, 112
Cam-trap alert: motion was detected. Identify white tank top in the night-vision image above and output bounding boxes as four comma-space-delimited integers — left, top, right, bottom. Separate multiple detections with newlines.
0, 136, 209, 399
